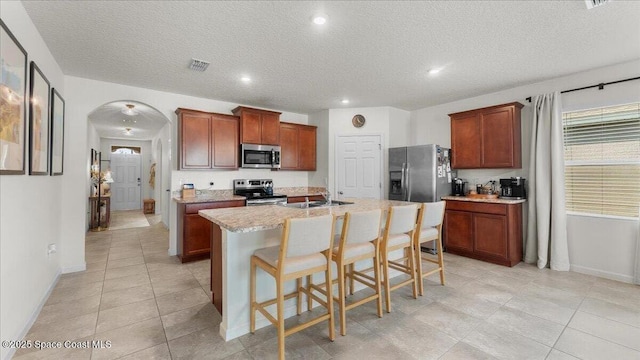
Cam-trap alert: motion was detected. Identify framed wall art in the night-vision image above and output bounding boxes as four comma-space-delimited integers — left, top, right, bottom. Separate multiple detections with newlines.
50, 88, 64, 175
29, 61, 50, 175
0, 19, 28, 175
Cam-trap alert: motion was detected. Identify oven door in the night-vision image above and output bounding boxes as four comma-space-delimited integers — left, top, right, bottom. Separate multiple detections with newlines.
241, 144, 281, 169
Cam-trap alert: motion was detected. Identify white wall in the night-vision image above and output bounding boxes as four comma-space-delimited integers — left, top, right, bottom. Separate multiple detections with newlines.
410, 59, 640, 282
0, 2, 65, 359
100, 138, 153, 203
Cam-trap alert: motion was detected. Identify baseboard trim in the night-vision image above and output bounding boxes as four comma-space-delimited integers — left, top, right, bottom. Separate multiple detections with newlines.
4, 268, 62, 360
61, 263, 86, 274
571, 264, 633, 284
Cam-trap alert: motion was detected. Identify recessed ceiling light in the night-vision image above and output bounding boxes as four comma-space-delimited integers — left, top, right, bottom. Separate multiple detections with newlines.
341, 99, 350, 104
241, 76, 251, 83
428, 68, 442, 75
313, 14, 327, 25
122, 104, 139, 116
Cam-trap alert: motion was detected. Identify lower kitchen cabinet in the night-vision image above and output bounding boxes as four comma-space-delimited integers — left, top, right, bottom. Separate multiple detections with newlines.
177, 200, 245, 263
444, 200, 522, 267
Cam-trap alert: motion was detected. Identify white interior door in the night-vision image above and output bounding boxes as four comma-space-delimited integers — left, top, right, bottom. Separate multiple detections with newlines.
111, 153, 142, 210
336, 135, 382, 199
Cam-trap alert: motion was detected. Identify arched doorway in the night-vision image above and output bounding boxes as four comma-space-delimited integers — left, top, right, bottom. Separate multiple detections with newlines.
87, 100, 171, 230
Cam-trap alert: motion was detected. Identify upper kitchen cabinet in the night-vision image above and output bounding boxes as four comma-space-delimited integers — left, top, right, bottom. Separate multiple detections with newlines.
450, 102, 523, 169
280, 122, 317, 171
176, 108, 239, 170
232, 106, 281, 145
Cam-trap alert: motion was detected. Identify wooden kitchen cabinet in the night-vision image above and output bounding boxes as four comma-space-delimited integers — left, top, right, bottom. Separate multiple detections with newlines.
177, 200, 245, 263
176, 108, 239, 170
444, 200, 522, 267
450, 102, 523, 169
232, 106, 282, 145
287, 195, 325, 203
279, 122, 317, 170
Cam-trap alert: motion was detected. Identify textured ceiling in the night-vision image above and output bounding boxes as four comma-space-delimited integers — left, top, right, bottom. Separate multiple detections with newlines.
89, 101, 168, 140
22, 0, 640, 113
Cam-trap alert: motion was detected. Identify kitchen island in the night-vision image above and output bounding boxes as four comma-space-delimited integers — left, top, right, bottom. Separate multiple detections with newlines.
199, 198, 413, 341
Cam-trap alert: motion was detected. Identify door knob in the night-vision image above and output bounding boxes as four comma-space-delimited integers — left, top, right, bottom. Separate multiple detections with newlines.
338, 191, 344, 195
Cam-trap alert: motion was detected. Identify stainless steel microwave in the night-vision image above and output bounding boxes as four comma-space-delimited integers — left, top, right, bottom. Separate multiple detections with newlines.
241, 144, 281, 169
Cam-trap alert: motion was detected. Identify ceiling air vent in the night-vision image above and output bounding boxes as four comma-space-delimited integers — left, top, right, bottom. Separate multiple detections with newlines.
189, 58, 210, 72
585, 0, 611, 9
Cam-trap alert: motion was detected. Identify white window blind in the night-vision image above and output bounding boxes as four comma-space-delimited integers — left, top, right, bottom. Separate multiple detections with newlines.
563, 102, 640, 218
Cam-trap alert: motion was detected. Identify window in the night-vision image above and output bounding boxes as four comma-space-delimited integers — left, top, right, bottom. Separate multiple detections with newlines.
111, 146, 140, 154
563, 102, 640, 218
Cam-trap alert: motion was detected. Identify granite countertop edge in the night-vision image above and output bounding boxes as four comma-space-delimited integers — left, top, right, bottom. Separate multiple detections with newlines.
441, 195, 526, 204
172, 187, 327, 204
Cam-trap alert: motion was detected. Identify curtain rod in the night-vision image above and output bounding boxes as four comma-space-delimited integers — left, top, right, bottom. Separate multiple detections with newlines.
525, 75, 640, 103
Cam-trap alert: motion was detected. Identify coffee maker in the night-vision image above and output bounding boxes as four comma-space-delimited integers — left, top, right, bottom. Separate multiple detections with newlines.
499, 177, 526, 199
452, 178, 467, 196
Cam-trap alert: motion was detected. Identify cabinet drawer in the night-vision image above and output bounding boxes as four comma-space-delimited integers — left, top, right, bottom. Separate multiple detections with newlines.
446, 201, 506, 215
185, 200, 245, 214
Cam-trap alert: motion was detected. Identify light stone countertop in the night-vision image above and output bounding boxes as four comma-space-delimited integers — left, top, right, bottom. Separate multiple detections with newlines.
441, 195, 526, 205
173, 190, 245, 204
199, 198, 417, 233
274, 187, 326, 197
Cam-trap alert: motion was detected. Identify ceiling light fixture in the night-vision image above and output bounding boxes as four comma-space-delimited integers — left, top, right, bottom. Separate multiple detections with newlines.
121, 104, 139, 116
241, 76, 251, 83
585, 0, 610, 9
189, 58, 210, 72
312, 14, 327, 25
341, 99, 350, 104
428, 68, 442, 75
123, 127, 133, 136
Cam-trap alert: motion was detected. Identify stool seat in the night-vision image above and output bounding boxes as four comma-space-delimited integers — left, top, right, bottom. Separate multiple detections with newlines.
418, 227, 438, 241
386, 233, 411, 248
333, 242, 375, 261
254, 246, 328, 275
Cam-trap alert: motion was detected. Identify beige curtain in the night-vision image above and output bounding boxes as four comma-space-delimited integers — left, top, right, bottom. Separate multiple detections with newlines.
525, 92, 570, 270
635, 206, 640, 285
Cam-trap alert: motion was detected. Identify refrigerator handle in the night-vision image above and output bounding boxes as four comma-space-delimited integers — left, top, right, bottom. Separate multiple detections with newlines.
406, 163, 412, 202
401, 163, 407, 201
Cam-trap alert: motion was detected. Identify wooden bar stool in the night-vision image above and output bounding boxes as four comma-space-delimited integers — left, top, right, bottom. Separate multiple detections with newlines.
380, 204, 419, 313
414, 201, 446, 296
250, 215, 336, 360
330, 209, 384, 336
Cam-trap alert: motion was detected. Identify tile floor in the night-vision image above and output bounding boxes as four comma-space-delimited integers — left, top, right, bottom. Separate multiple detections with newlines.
13, 223, 640, 360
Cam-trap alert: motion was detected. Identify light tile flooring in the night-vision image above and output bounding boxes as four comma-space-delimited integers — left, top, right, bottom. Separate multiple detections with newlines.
13, 223, 640, 360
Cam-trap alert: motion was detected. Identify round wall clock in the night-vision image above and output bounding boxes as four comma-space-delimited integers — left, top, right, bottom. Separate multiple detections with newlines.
352, 114, 366, 128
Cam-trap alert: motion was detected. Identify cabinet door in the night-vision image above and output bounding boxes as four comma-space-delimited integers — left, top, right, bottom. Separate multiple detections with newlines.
211, 115, 238, 168
298, 126, 316, 170
451, 114, 481, 169
180, 112, 211, 169
240, 111, 261, 144
473, 213, 508, 258
261, 113, 281, 145
280, 123, 299, 169
183, 214, 212, 257
444, 210, 474, 251
481, 107, 518, 168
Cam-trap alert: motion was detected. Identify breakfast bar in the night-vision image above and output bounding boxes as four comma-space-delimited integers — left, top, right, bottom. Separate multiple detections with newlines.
198, 198, 413, 341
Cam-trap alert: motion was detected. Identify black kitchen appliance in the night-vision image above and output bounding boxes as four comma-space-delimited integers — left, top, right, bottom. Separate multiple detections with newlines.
234, 179, 287, 206
499, 177, 526, 199
451, 178, 467, 196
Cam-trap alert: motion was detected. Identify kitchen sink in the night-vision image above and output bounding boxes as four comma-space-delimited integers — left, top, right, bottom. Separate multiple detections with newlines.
279, 200, 354, 209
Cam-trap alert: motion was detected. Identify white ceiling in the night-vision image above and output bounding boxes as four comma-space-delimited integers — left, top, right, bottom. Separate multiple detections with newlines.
23, 1, 640, 114
89, 101, 168, 140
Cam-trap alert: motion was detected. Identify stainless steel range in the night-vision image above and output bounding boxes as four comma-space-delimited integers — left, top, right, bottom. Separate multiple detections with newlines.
234, 179, 287, 206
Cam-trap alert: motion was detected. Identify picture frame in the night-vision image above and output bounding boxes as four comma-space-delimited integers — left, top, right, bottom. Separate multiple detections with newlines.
50, 88, 64, 175
29, 61, 50, 175
0, 20, 28, 175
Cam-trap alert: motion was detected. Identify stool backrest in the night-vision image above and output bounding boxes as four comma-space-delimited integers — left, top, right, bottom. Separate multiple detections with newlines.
386, 204, 419, 235
283, 215, 335, 258
419, 201, 446, 228
342, 209, 383, 246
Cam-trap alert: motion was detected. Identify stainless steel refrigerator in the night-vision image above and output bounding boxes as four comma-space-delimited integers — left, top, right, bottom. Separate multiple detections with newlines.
389, 144, 456, 202
389, 144, 455, 253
